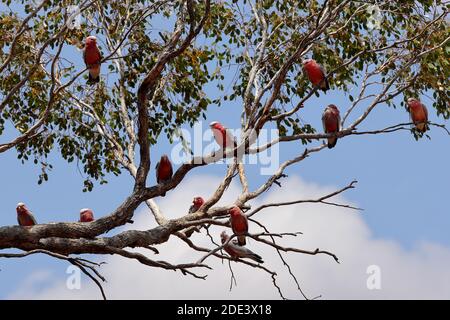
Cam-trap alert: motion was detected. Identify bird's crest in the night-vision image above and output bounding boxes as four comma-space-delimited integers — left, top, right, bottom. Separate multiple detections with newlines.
328, 104, 339, 111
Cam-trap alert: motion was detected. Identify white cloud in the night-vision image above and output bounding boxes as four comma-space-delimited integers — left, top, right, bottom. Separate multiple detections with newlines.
8, 175, 450, 299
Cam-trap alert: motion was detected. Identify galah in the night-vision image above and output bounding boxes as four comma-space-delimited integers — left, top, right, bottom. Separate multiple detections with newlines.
322, 104, 341, 149
189, 197, 205, 213
407, 98, 429, 132
220, 231, 264, 264
16, 202, 37, 227
83, 36, 102, 84
302, 59, 329, 92
156, 154, 173, 197
209, 121, 237, 150
79, 208, 94, 222
229, 206, 248, 246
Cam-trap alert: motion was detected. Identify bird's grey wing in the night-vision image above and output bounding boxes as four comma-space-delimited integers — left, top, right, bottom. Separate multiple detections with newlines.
337, 111, 342, 131
319, 63, 327, 76
322, 109, 328, 133
29, 211, 37, 224
155, 161, 160, 183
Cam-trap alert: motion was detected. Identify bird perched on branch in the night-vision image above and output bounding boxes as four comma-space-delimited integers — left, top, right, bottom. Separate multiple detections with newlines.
79, 208, 94, 222
210, 121, 237, 150
83, 36, 102, 84
302, 59, 329, 92
220, 231, 263, 263
322, 104, 341, 148
407, 98, 429, 133
189, 197, 205, 213
156, 154, 173, 196
16, 203, 37, 227
229, 206, 248, 246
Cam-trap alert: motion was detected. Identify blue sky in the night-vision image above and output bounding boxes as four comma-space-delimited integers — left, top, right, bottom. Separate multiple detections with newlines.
0, 1, 449, 299
1, 83, 448, 298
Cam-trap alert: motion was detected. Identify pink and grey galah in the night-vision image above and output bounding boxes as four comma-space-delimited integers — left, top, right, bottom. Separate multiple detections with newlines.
322, 104, 341, 149
229, 206, 248, 246
302, 59, 329, 92
16, 202, 37, 227
79, 208, 94, 222
220, 231, 263, 263
407, 98, 429, 133
189, 197, 205, 213
83, 36, 102, 84
156, 154, 173, 197
209, 121, 237, 150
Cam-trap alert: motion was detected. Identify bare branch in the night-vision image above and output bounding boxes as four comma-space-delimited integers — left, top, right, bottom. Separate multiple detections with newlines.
248, 180, 361, 218
0, 249, 107, 299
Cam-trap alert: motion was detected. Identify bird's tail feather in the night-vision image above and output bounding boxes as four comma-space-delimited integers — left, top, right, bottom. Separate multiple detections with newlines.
249, 253, 264, 264
238, 235, 246, 246
87, 73, 100, 84
327, 137, 337, 149
320, 78, 330, 92
416, 122, 428, 133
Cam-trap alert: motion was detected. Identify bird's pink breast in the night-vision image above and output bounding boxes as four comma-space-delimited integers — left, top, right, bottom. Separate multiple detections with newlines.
305, 63, 324, 85
224, 245, 238, 258
410, 103, 427, 122
232, 215, 248, 233
212, 128, 227, 146
18, 212, 35, 226
80, 213, 94, 222
324, 113, 339, 132
85, 46, 101, 65
158, 161, 172, 180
